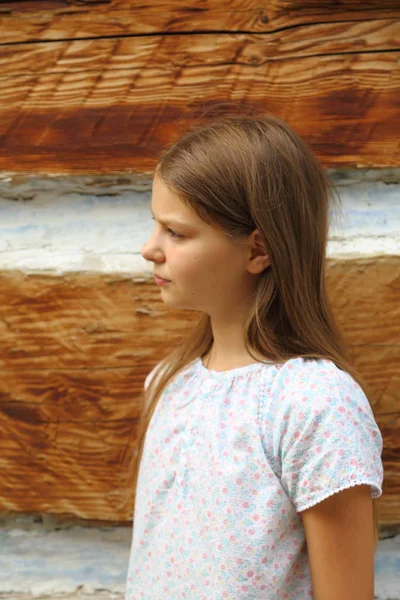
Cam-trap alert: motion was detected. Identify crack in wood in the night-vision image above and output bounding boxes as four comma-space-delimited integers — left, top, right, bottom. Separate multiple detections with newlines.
0, 15, 398, 47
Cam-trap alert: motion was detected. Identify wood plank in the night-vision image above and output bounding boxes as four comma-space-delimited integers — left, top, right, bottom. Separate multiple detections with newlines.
0, 48, 399, 173
377, 413, 400, 527
0, 372, 396, 523
326, 257, 400, 348
0, 271, 192, 370
349, 345, 400, 417
0, 257, 398, 372
0, 257, 398, 523
0, 367, 139, 521
0, 1, 399, 43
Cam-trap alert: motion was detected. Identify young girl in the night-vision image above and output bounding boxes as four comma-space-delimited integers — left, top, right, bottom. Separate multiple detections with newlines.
125, 113, 383, 599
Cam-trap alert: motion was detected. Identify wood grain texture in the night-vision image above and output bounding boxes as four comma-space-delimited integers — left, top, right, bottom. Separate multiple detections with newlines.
1, 0, 399, 42
0, 367, 139, 520
0, 2, 399, 172
0, 256, 399, 524
1, 50, 399, 173
1, 18, 399, 75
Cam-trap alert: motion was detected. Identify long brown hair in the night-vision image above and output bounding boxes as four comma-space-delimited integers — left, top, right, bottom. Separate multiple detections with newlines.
132, 113, 380, 543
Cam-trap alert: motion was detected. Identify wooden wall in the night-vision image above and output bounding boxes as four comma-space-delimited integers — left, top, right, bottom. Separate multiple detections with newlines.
0, 1, 399, 172
0, 260, 399, 524
0, 1, 399, 525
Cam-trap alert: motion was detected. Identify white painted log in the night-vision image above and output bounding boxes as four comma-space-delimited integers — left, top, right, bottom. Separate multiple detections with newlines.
0, 516, 398, 599
0, 170, 399, 276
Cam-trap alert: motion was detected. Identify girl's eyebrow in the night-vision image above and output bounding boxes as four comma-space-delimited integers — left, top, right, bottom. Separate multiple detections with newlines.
150, 208, 192, 228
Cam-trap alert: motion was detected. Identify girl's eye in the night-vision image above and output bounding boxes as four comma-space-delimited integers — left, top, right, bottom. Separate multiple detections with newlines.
167, 228, 183, 239
151, 217, 183, 239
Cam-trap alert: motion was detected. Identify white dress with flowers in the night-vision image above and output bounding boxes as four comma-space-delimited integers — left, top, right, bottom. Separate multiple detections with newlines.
125, 356, 383, 600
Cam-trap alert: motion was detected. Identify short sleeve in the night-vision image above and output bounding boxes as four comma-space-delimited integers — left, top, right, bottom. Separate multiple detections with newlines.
267, 358, 383, 512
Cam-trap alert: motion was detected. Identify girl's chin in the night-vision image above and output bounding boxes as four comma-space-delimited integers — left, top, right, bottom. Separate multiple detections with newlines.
160, 294, 202, 312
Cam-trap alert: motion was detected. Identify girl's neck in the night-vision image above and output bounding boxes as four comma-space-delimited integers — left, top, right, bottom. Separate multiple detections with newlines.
204, 310, 266, 371
203, 344, 266, 372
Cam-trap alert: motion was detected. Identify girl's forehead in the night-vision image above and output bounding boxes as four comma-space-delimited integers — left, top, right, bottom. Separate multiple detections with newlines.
152, 175, 185, 209
151, 174, 239, 242
152, 176, 208, 229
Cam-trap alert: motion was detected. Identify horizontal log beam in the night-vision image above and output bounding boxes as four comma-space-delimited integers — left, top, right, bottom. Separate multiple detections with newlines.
0, 366, 139, 521
0, 1, 399, 42
0, 258, 399, 370
0, 369, 397, 524
1, 49, 399, 172
0, 257, 398, 523
1, 4, 399, 172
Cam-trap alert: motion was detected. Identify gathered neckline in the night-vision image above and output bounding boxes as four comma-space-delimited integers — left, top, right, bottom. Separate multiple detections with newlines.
193, 356, 275, 380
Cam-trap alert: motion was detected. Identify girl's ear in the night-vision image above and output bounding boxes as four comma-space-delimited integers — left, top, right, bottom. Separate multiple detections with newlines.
246, 229, 270, 274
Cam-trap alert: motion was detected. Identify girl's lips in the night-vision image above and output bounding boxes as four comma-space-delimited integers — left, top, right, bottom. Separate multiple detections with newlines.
154, 275, 171, 285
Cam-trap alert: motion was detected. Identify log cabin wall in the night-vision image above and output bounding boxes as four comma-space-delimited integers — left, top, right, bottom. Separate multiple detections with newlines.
0, 1, 399, 527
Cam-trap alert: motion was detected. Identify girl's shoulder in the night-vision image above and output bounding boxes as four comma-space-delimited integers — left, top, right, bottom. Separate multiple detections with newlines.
267, 356, 375, 423
272, 356, 358, 392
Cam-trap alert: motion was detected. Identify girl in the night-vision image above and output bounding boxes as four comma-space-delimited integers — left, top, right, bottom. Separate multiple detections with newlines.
126, 113, 383, 599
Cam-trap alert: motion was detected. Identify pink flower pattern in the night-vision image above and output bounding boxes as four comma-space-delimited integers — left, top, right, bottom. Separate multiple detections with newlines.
126, 357, 383, 599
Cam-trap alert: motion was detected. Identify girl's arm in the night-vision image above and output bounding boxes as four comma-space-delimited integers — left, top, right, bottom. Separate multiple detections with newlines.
301, 484, 375, 600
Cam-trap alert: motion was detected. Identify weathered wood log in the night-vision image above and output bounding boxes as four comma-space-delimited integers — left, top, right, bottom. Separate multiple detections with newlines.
0, 257, 398, 523
0, 0, 398, 526
0, 2, 399, 172
0, 367, 140, 520
1, 1, 399, 42
1, 50, 399, 173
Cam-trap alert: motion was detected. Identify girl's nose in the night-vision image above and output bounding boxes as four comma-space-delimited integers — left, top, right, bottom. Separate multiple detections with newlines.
141, 235, 164, 263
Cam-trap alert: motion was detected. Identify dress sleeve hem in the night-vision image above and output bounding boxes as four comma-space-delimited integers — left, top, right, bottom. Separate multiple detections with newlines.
295, 479, 382, 513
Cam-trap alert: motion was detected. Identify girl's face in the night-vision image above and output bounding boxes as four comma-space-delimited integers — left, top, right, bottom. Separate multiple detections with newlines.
141, 174, 259, 318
